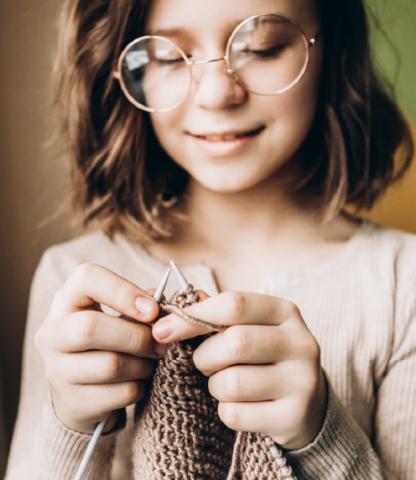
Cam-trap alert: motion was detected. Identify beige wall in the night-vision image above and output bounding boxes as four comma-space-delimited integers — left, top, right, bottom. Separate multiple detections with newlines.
0, 1, 73, 474
0, 1, 415, 475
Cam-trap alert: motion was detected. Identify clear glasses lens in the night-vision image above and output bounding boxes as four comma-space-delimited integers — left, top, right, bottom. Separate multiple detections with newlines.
120, 36, 191, 112
119, 15, 310, 111
228, 15, 309, 95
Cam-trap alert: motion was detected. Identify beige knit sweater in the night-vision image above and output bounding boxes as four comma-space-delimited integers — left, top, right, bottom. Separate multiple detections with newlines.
5, 219, 416, 479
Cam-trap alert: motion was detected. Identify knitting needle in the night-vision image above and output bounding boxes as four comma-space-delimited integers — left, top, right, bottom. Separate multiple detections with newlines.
154, 267, 171, 302
169, 260, 189, 290
166, 261, 225, 334
73, 267, 171, 480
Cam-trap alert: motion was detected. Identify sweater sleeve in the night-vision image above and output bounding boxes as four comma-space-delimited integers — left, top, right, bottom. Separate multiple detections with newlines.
286, 297, 416, 479
5, 248, 120, 479
372, 287, 416, 478
286, 374, 387, 479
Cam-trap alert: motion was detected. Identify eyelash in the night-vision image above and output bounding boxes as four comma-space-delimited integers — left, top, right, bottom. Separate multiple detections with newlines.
242, 45, 284, 57
154, 44, 285, 66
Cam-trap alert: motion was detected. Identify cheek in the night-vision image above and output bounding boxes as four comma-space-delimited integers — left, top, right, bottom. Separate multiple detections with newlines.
149, 111, 176, 140
150, 108, 203, 176
259, 48, 322, 147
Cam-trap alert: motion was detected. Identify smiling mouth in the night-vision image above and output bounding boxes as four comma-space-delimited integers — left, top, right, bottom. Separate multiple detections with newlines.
188, 126, 265, 142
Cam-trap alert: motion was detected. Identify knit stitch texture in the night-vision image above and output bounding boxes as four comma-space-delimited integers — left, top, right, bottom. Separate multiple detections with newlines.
132, 287, 294, 479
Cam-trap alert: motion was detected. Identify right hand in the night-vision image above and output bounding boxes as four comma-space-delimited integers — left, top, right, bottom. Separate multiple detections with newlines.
34, 262, 165, 434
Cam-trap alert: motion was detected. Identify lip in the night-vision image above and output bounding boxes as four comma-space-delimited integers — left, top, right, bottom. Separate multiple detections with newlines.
188, 126, 265, 140
186, 126, 265, 157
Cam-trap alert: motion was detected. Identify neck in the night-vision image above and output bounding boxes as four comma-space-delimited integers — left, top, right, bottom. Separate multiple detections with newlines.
178, 174, 325, 257
148, 172, 361, 291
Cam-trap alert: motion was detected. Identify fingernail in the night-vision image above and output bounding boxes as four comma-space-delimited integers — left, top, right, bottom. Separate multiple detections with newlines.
154, 342, 168, 357
153, 323, 172, 341
134, 297, 155, 316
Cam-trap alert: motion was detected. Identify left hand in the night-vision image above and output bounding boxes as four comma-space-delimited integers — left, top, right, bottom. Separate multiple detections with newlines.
150, 291, 327, 450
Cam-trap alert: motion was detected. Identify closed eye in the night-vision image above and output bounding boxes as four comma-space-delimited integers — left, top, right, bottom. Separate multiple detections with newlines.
155, 57, 184, 65
243, 45, 285, 58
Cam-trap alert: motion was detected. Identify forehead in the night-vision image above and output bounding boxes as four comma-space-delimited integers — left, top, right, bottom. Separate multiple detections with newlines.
145, 0, 318, 35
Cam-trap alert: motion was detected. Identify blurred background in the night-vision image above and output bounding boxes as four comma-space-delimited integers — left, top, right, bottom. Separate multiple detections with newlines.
0, 0, 415, 475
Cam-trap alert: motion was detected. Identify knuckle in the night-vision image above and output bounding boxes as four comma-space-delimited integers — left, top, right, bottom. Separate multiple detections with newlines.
113, 280, 136, 309
122, 382, 143, 405
309, 338, 321, 363
299, 334, 321, 362
224, 369, 244, 400
128, 327, 147, 354
105, 353, 123, 380
284, 301, 301, 320
61, 263, 95, 300
50, 288, 65, 312
33, 327, 46, 352
74, 311, 99, 345
226, 325, 249, 359
223, 292, 246, 320
218, 402, 240, 430
74, 262, 95, 280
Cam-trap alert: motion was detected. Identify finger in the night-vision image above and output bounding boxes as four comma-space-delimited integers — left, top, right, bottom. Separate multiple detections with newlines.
208, 365, 280, 402
194, 325, 281, 375
72, 381, 147, 418
153, 291, 298, 343
56, 310, 161, 358
53, 262, 159, 322
58, 352, 156, 384
218, 399, 292, 438
194, 324, 315, 376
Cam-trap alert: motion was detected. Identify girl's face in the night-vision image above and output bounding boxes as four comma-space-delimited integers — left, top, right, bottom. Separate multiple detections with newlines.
146, 0, 322, 194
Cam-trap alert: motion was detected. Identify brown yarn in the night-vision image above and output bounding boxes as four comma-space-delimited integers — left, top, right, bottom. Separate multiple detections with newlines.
159, 285, 226, 333
133, 285, 296, 479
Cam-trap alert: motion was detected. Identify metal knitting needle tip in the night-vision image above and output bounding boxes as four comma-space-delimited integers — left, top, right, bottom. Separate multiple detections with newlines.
169, 260, 189, 290
153, 267, 171, 303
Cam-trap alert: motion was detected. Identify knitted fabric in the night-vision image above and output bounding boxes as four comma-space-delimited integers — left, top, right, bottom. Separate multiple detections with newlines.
132, 286, 295, 479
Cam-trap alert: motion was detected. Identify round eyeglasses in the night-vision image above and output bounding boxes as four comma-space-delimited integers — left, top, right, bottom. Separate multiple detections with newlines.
113, 13, 320, 113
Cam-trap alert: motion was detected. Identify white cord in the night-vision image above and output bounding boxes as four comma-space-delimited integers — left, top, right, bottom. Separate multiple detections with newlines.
73, 418, 107, 480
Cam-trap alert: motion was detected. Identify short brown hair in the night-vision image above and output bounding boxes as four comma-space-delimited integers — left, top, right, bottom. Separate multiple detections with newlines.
49, 0, 414, 242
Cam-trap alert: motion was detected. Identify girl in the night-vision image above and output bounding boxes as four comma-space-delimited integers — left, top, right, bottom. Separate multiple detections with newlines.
5, 0, 416, 478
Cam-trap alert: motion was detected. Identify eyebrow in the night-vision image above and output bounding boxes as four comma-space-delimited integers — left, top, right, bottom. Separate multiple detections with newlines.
146, 27, 194, 39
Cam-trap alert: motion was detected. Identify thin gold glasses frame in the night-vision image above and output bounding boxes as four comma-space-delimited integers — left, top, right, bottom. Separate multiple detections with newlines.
112, 13, 321, 113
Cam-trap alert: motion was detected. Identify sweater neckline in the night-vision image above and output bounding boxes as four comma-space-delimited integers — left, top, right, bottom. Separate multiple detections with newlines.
115, 218, 374, 290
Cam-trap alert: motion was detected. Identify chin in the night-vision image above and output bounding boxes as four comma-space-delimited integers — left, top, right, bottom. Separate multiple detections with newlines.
191, 167, 270, 194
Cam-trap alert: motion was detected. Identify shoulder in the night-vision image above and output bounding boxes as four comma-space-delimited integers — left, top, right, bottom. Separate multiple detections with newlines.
36, 229, 160, 288
363, 220, 416, 279
363, 220, 416, 320
40, 230, 118, 278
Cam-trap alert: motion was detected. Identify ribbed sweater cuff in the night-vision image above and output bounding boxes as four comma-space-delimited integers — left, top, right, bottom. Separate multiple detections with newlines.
32, 398, 125, 480
286, 374, 384, 479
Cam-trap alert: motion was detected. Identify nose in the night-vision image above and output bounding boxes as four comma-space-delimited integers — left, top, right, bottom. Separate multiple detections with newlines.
190, 58, 248, 110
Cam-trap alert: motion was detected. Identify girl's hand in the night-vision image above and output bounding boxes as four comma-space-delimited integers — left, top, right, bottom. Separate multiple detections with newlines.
34, 262, 164, 434
151, 291, 327, 450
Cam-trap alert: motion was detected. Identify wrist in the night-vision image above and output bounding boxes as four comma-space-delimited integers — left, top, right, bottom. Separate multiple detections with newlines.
50, 390, 118, 435
274, 369, 328, 451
